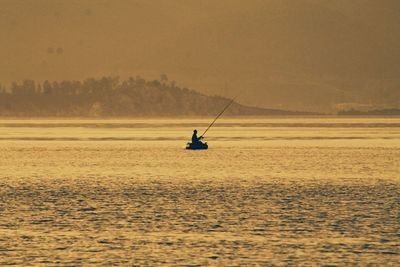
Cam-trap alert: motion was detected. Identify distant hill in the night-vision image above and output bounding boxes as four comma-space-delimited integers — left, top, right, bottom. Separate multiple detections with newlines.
338, 109, 400, 116
0, 77, 315, 117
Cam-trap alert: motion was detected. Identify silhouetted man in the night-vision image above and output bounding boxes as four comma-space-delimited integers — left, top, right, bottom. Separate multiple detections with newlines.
192, 129, 203, 144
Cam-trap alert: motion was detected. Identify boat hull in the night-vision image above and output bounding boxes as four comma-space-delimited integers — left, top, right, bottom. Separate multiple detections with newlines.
186, 142, 208, 150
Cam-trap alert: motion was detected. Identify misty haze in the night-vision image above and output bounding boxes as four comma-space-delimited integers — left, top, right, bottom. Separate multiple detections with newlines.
1, 0, 400, 113
0, 1, 399, 266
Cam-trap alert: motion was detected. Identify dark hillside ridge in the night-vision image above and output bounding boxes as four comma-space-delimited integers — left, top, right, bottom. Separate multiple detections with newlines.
0, 77, 316, 117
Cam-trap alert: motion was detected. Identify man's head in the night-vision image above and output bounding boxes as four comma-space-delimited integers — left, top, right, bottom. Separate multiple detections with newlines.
193, 129, 197, 134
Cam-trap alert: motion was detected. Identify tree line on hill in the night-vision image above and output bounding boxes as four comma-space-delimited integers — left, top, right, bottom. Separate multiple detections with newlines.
0, 76, 311, 117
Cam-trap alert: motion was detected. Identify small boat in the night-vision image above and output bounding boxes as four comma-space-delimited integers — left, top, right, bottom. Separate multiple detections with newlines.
185, 96, 237, 151
186, 142, 208, 150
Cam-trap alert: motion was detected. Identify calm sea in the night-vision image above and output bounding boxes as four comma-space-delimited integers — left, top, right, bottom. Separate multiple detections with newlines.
0, 117, 399, 265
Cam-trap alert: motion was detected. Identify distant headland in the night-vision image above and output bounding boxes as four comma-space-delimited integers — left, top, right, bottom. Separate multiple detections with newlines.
0, 77, 316, 117
338, 108, 400, 116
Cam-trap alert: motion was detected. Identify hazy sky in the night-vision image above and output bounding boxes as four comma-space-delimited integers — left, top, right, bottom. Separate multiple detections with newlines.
1, 0, 400, 111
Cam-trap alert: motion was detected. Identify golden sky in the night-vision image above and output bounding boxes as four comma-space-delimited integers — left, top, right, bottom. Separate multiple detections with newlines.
1, 0, 400, 111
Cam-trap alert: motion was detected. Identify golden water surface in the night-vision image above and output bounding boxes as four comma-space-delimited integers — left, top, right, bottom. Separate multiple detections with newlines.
0, 117, 399, 265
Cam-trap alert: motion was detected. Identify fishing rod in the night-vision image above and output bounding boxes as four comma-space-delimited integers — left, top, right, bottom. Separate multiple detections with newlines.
201, 95, 238, 137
